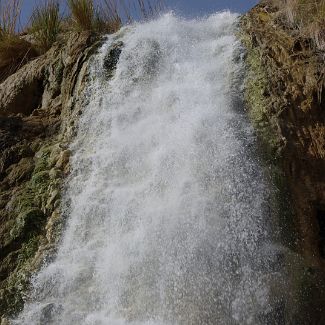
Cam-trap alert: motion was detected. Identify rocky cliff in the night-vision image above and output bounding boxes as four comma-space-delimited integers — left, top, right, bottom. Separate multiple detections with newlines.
0, 32, 101, 321
241, 1, 325, 323
0, 2, 324, 322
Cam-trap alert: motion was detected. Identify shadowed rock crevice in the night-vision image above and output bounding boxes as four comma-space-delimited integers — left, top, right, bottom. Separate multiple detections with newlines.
2, 78, 45, 116
316, 207, 325, 258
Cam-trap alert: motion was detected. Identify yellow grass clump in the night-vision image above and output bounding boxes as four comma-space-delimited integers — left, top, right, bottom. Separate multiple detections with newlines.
0, 0, 38, 82
273, 0, 325, 50
30, 0, 61, 52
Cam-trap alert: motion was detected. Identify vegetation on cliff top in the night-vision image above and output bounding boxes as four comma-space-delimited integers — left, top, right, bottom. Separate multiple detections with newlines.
30, 1, 61, 52
0, 0, 38, 81
241, 2, 325, 322
0, 0, 164, 82
271, 0, 325, 51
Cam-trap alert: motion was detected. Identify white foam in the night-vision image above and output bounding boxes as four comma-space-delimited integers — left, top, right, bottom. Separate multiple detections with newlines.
15, 12, 285, 325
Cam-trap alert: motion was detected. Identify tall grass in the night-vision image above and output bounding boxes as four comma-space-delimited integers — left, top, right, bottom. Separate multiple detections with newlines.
282, 0, 325, 25
67, 0, 94, 31
67, 0, 122, 33
30, 0, 61, 52
94, 0, 122, 33
67, 0, 164, 32
120, 0, 165, 21
0, 0, 21, 36
0, 0, 37, 82
0, 0, 165, 81
137, 0, 165, 19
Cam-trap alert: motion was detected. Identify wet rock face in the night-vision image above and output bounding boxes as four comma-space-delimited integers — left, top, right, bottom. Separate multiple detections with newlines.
0, 32, 101, 320
103, 41, 123, 78
240, 2, 325, 323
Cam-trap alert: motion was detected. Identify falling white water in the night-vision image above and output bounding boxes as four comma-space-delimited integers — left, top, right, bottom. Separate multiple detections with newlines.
15, 12, 287, 325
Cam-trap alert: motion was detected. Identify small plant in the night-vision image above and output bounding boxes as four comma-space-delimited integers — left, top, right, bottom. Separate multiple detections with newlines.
0, 36, 36, 79
30, 0, 61, 52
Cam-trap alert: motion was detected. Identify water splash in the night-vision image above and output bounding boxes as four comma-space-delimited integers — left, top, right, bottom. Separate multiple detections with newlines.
15, 12, 286, 325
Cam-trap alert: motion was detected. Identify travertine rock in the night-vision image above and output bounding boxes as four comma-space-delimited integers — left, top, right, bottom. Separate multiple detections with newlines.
241, 2, 325, 323
0, 32, 101, 320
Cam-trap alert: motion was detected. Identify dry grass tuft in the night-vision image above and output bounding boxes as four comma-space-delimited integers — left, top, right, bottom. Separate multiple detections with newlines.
67, 0, 123, 33
0, 0, 38, 82
67, 0, 95, 31
67, 0, 164, 32
0, 35, 38, 82
136, 0, 165, 19
0, 0, 21, 36
119, 0, 165, 21
272, 0, 325, 51
94, 0, 122, 34
30, 0, 61, 52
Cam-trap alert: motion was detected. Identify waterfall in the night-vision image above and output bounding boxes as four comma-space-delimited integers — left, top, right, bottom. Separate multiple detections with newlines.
15, 12, 287, 325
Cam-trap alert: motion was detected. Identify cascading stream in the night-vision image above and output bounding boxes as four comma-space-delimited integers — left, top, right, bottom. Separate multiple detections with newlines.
15, 12, 287, 325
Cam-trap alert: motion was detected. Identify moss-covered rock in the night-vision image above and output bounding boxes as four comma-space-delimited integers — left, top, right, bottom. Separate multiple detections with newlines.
240, 2, 325, 323
0, 32, 102, 321
9, 209, 45, 242
5, 158, 34, 186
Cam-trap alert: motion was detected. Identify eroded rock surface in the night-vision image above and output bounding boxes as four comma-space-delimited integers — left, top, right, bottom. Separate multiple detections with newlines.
0, 32, 101, 320
241, 2, 325, 323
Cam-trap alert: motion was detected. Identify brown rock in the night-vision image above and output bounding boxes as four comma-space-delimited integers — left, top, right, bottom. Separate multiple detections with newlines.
55, 150, 72, 170
0, 31, 102, 318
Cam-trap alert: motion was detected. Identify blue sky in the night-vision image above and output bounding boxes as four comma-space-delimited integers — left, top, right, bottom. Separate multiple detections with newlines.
165, 0, 258, 17
21, 0, 258, 26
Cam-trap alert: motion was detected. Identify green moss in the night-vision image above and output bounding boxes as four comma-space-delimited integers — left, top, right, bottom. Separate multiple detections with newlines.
33, 146, 52, 174
9, 209, 45, 241
0, 236, 41, 317
54, 60, 64, 84
238, 7, 325, 322
17, 236, 40, 267
242, 40, 282, 160
13, 188, 37, 213
0, 286, 24, 317
31, 170, 50, 186
240, 13, 298, 250
0, 142, 64, 318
